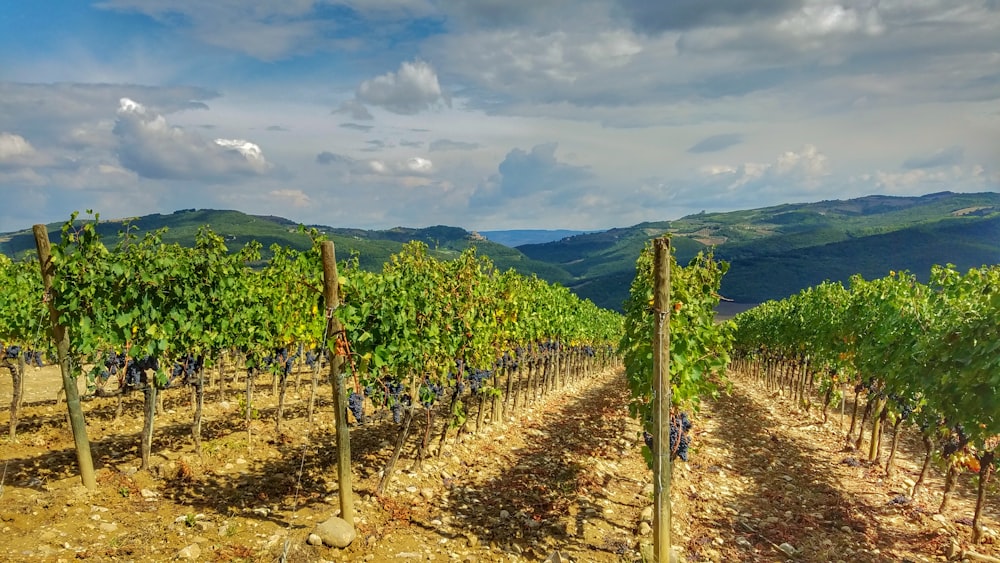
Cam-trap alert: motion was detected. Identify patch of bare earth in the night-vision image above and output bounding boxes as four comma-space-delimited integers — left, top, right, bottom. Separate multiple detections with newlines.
671, 373, 999, 562
1, 365, 996, 562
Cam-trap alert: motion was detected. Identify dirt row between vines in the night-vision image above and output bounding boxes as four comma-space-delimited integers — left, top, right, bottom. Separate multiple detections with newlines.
1, 365, 997, 562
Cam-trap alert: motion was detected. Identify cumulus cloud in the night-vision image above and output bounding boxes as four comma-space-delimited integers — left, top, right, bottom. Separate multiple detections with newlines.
429, 139, 481, 151
778, 1, 885, 37
0, 132, 44, 166
903, 146, 965, 170
497, 143, 590, 196
355, 60, 449, 115
114, 97, 271, 180
687, 133, 744, 154
700, 144, 831, 195
314, 150, 433, 177
334, 99, 374, 121
472, 142, 592, 208
0, 83, 218, 146
854, 162, 996, 194
269, 188, 312, 207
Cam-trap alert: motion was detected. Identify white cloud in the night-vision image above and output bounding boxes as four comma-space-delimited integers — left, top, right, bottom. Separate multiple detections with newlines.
857, 163, 997, 194
355, 60, 449, 115
472, 142, 592, 207
0, 132, 42, 166
334, 99, 374, 121
684, 144, 833, 206
701, 145, 830, 189
778, 1, 885, 37
114, 97, 271, 180
269, 188, 312, 207
314, 150, 434, 177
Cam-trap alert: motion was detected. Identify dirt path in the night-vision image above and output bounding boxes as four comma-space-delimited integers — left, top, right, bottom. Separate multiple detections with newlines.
672, 375, 1000, 562
0, 365, 996, 562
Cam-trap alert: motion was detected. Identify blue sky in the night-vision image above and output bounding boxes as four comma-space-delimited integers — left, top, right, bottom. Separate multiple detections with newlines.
1, 1, 998, 232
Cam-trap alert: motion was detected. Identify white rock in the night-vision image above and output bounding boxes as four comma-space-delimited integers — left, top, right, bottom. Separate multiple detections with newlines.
641, 506, 653, 522
315, 516, 356, 548
306, 533, 323, 546
177, 543, 201, 560
778, 543, 796, 556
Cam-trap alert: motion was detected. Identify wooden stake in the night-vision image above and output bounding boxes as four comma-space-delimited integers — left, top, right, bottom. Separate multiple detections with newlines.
322, 241, 354, 525
652, 237, 672, 562
33, 224, 96, 490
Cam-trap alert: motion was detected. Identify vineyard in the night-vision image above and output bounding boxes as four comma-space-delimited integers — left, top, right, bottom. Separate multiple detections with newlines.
0, 215, 998, 562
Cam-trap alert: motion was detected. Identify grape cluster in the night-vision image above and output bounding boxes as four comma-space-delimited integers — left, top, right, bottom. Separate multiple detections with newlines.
496, 351, 519, 371
104, 355, 159, 387
170, 353, 204, 385
304, 348, 324, 368
347, 391, 365, 424
469, 369, 491, 394
642, 412, 693, 462
942, 424, 968, 458
671, 412, 692, 462
262, 347, 300, 376
887, 393, 915, 421
419, 379, 443, 408
27, 350, 43, 367
385, 379, 408, 423
537, 340, 561, 352
447, 363, 466, 395
3, 344, 21, 360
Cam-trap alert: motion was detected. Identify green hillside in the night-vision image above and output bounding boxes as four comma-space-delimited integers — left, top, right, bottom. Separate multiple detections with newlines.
3, 191, 998, 312
515, 191, 1000, 309
720, 214, 1000, 302
0, 210, 572, 286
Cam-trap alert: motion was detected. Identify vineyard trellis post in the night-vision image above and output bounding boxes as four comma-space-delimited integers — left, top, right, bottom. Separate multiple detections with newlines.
321, 241, 354, 526
652, 237, 672, 562
33, 224, 97, 491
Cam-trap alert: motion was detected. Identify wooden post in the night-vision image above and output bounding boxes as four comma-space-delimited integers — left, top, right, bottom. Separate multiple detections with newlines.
652, 237, 672, 562
33, 224, 97, 490
321, 241, 354, 525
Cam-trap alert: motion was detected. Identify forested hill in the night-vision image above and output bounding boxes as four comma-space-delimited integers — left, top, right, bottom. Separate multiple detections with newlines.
2, 191, 998, 310
516, 191, 1000, 308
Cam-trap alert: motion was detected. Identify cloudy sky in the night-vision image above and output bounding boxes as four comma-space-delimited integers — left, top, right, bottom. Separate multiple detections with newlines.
1, 1, 998, 232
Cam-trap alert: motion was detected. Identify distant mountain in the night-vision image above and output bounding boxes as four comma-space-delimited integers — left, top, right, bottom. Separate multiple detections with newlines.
479, 229, 592, 247
3, 191, 998, 312
0, 210, 572, 286
518, 191, 1000, 309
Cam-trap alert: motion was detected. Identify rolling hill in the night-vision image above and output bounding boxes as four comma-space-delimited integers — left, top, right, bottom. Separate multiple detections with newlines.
2, 191, 998, 311
516, 191, 1000, 308
0, 210, 572, 286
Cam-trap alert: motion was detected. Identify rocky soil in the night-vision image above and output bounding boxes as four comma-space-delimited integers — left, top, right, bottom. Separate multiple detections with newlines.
0, 364, 996, 562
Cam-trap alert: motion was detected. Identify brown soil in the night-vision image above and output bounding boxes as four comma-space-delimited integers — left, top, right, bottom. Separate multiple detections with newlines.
0, 365, 996, 562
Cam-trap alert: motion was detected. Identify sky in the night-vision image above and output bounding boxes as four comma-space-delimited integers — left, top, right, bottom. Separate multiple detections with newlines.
1, 1, 998, 233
